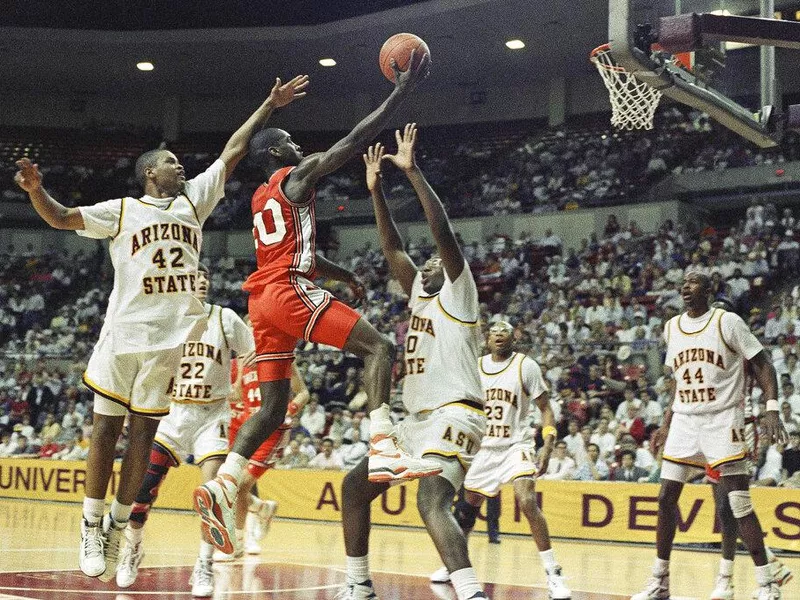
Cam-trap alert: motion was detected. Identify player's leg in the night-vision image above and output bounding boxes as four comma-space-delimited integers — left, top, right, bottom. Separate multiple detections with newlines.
710, 477, 738, 600
117, 441, 177, 588
513, 478, 570, 599
189, 456, 226, 598
340, 456, 390, 598
485, 494, 500, 543
430, 490, 484, 584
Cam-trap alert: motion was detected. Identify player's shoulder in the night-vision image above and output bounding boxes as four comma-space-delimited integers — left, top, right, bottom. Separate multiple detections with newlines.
718, 308, 746, 328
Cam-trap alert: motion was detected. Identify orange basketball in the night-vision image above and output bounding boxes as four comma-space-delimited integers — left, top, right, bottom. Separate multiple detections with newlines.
379, 33, 430, 83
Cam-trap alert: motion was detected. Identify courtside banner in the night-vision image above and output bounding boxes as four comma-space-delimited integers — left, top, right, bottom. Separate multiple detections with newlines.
2, 460, 799, 551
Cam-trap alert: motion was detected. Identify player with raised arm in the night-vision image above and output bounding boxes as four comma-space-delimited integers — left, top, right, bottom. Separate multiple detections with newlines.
13, 74, 308, 581
195, 54, 441, 556
338, 124, 487, 600
114, 264, 254, 597
429, 320, 571, 599
632, 272, 787, 600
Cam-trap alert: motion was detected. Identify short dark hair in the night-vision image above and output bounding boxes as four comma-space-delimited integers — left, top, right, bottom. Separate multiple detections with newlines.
587, 443, 600, 452
556, 441, 567, 448
322, 437, 334, 445
249, 127, 287, 166
135, 149, 168, 186
620, 449, 636, 460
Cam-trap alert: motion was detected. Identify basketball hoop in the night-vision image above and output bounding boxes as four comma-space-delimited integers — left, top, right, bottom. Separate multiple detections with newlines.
590, 44, 662, 131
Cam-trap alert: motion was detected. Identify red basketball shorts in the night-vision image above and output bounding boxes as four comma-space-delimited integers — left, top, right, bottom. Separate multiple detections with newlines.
248, 275, 360, 382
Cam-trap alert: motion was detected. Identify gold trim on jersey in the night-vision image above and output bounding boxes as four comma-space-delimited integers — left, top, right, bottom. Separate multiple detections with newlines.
463, 484, 501, 498
717, 312, 735, 354
128, 404, 171, 417
665, 319, 671, 344
82, 373, 130, 406
479, 352, 517, 376
136, 196, 179, 211
676, 308, 718, 336
195, 450, 229, 465
422, 449, 469, 471
216, 305, 229, 349
435, 297, 479, 326
171, 397, 227, 405
181, 193, 202, 225
445, 400, 486, 416
517, 353, 530, 397
112, 198, 126, 240
510, 469, 538, 481
708, 451, 748, 469
154, 438, 182, 466
662, 454, 705, 468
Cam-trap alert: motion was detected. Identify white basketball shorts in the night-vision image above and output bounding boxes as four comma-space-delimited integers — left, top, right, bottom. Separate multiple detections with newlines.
154, 399, 230, 466
396, 401, 486, 490
464, 442, 538, 497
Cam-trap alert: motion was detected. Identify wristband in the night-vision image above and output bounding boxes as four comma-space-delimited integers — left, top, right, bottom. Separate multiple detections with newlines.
542, 425, 557, 440
766, 399, 779, 413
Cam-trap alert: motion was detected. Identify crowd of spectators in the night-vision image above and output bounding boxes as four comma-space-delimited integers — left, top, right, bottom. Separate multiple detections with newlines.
3, 198, 800, 485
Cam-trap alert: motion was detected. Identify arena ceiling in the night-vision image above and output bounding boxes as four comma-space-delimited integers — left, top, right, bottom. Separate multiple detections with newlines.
0, 0, 795, 98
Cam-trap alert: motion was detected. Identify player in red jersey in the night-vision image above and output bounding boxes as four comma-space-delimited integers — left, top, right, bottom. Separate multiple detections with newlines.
194, 53, 439, 554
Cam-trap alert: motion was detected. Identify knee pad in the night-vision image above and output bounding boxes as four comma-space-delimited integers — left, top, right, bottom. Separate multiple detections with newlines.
453, 499, 479, 533
728, 489, 754, 519
129, 444, 174, 525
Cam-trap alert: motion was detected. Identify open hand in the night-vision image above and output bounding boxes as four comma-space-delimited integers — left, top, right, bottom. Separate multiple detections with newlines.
267, 75, 310, 108
383, 123, 418, 172
761, 410, 789, 446
363, 143, 385, 192
392, 49, 431, 93
14, 158, 43, 193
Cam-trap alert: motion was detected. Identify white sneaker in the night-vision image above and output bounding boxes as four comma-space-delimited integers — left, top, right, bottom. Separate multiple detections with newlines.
253, 499, 277, 540
212, 535, 244, 562
190, 557, 214, 597
631, 573, 670, 600
116, 539, 144, 588
367, 434, 443, 483
754, 582, 781, 600
547, 565, 571, 600
193, 475, 238, 554
334, 580, 378, 599
244, 535, 261, 556
79, 518, 105, 577
99, 516, 126, 583
772, 556, 794, 587
710, 574, 734, 600
429, 566, 450, 584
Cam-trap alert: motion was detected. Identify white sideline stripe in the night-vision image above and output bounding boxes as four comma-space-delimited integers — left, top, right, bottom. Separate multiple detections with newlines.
0, 585, 341, 595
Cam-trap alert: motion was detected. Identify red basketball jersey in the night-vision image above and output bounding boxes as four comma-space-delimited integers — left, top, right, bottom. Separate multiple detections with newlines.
243, 166, 317, 291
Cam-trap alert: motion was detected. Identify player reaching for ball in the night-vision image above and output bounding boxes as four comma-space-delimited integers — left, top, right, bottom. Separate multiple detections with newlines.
194, 43, 437, 555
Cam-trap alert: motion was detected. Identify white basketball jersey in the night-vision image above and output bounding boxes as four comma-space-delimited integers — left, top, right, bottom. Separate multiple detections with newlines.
480, 352, 549, 448
169, 304, 255, 403
78, 160, 226, 353
664, 308, 763, 415
402, 261, 483, 414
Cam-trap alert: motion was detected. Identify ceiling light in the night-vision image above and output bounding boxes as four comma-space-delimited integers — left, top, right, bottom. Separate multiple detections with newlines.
505, 39, 525, 50
319, 58, 337, 67
137, 62, 154, 71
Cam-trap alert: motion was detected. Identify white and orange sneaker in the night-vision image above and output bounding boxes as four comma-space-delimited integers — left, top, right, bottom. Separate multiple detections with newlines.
367, 433, 443, 483
193, 475, 238, 554
631, 573, 670, 600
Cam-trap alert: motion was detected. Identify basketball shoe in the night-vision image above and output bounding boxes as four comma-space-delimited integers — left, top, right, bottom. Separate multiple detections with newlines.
213, 530, 244, 562
98, 515, 126, 583
334, 580, 378, 599
631, 573, 670, 600
710, 574, 733, 600
79, 518, 105, 577
750, 557, 793, 599
244, 512, 262, 555
189, 557, 214, 597
430, 566, 450, 584
367, 433, 443, 483
754, 582, 781, 600
193, 474, 237, 553
116, 539, 144, 588
547, 565, 571, 600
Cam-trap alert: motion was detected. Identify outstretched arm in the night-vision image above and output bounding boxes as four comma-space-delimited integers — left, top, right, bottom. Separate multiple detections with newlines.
219, 75, 309, 180
384, 123, 464, 281
314, 253, 366, 306
364, 143, 417, 296
283, 52, 431, 204
14, 159, 84, 230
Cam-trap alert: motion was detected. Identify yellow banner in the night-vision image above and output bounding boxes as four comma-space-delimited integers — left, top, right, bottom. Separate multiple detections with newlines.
2, 459, 799, 551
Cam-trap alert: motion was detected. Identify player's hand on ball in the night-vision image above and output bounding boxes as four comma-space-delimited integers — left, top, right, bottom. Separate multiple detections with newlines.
761, 410, 788, 445
347, 274, 367, 308
383, 123, 418, 172
267, 75, 310, 108
14, 158, 43, 193
363, 143, 385, 192
392, 49, 431, 92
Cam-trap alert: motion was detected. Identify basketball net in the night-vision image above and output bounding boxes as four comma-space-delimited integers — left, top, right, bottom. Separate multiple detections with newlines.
590, 44, 662, 131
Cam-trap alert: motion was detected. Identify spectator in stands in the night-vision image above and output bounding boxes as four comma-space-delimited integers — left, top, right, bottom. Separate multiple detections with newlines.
0, 430, 14, 456
590, 417, 616, 462
40, 412, 61, 441
299, 397, 326, 436
276, 439, 310, 469
573, 443, 609, 481
308, 438, 344, 470
38, 434, 63, 458
612, 450, 648, 482
54, 435, 89, 460
780, 402, 799, 433
539, 441, 575, 480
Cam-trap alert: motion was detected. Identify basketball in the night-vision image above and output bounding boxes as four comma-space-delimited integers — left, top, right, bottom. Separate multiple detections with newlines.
379, 33, 430, 83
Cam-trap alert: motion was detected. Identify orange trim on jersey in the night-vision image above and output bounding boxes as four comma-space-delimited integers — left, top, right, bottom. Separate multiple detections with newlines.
708, 451, 748, 470
422, 449, 469, 471
676, 308, 717, 336
195, 450, 229, 466
154, 438, 182, 466
83, 373, 131, 406
662, 454, 706, 468
717, 311, 736, 354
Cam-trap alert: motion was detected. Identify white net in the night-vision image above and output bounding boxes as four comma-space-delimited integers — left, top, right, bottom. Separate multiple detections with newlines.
590, 44, 662, 131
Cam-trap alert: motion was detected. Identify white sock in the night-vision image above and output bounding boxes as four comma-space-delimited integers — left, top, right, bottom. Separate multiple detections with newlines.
765, 547, 776, 562
346, 555, 370, 585
719, 558, 734, 577
539, 548, 557, 572
368, 404, 393, 437
110, 499, 132, 524
450, 567, 483, 600
653, 558, 670, 576
218, 452, 248, 483
248, 497, 264, 513
755, 563, 773, 587
199, 541, 214, 561
82, 497, 104, 524
126, 525, 144, 545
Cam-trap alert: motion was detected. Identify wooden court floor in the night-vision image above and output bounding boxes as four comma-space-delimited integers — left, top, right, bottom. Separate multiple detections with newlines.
0, 498, 797, 599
